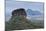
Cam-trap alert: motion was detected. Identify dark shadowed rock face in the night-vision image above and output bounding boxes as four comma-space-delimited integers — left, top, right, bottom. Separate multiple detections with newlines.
12, 8, 27, 17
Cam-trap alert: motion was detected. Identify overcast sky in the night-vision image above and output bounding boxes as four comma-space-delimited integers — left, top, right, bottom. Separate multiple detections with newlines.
6, 0, 44, 16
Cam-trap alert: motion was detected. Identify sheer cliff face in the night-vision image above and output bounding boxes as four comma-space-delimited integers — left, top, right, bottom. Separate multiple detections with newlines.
12, 8, 27, 17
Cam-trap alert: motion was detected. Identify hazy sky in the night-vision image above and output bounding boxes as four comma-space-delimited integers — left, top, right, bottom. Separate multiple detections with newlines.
6, 0, 44, 16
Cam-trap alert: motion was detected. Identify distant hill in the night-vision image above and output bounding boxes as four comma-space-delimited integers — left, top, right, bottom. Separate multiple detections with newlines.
27, 9, 42, 16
